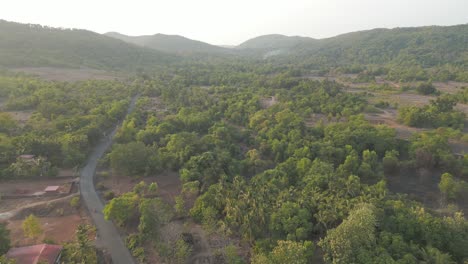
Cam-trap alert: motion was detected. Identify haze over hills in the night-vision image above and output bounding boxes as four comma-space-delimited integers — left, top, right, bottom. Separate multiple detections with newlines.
105, 32, 231, 54
291, 24, 468, 67
0, 20, 178, 70
0, 19, 466, 71
237, 34, 316, 50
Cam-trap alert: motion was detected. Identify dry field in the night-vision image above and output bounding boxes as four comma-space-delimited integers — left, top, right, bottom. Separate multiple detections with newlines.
0, 194, 91, 247
7, 214, 89, 247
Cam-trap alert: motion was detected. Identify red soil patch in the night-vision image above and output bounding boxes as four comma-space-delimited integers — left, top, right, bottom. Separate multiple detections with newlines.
6, 214, 89, 247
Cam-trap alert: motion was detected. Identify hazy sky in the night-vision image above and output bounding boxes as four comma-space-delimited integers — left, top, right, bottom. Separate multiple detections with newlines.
1, 0, 467, 45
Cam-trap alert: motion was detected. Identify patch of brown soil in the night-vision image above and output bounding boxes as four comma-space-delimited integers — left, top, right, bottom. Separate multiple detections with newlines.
7, 213, 89, 247
260, 96, 277, 109
364, 109, 427, 139
4, 110, 33, 125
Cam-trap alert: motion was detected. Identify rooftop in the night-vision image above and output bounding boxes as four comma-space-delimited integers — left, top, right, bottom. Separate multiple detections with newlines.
44, 186, 60, 192
6, 244, 63, 264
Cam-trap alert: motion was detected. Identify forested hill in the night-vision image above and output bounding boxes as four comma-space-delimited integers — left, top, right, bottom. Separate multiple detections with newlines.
105, 32, 231, 54
297, 24, 468, 67
0, 20, 466, 70
239, 25, 468, 67
237, 34, 316, 50
0, 20, 178, 70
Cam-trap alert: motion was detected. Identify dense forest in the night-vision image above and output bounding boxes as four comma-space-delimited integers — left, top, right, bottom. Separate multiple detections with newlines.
98, 67, 467, 263
0, 20, 467, 264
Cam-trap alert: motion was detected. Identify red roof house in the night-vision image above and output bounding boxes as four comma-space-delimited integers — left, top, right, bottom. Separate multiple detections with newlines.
6, 244, 63, 264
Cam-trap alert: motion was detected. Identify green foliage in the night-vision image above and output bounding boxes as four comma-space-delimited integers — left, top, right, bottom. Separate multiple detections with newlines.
108, 142, 150, 176
252, 240, 314, 264
398, 96, 465, 129
125, 233, 146, 262
103, 192, 139, 227
416, 82, 438, 95
22, 214, 42, 239
138, 198, 173, 240
319, 204, 377, 264
0, 223, 10, 255
174, 239, 193, 264
224, 244, 244, 264
61, 224, 98, 264
0, 255, 16, 264
438, 172, 465, 201
70, 196, 80, 209
383, 150, 399, 174
409, 132, 460, 171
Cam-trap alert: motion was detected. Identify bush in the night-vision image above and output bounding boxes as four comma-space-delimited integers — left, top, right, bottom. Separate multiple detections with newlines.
70, 197, 80, 209
416, 82, 438, 95
96, 182, 106, 191
374, 101, 390, 108
383, 151, 399, 174
104, 191, 115, 200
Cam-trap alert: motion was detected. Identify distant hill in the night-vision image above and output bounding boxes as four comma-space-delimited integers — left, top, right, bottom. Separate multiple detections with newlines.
240, 25, 468, 67
0, 20, 177, 70
105, 32, 230, 54
0, 19, 466, 71
237, 34, 316, 50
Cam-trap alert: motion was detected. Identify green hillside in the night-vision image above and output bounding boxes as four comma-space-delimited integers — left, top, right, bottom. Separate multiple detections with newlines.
0, 20, 178, 70
237, 34, 316, 50
269, 25, 468, 68
105, 32, 230, 54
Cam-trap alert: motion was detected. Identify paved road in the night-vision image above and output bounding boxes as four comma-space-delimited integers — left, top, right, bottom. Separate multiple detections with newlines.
80, 95, 139, 264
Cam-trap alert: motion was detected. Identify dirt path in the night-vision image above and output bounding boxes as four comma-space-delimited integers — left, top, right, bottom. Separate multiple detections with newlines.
0, 193, 78, 220
80, 95, 139, 264
190, 225, 213, 264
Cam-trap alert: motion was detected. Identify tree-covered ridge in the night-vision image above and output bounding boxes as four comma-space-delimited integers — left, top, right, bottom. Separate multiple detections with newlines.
0, 20, 178, 70
264, 24, 468, 69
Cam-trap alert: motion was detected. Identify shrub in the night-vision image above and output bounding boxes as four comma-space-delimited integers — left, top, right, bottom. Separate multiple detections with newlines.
416, 82, 438, 95
70, 196, 80, 209
104, 191, 115, 200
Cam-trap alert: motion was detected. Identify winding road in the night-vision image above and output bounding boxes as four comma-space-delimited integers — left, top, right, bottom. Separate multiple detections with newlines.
80, 95, 139, 264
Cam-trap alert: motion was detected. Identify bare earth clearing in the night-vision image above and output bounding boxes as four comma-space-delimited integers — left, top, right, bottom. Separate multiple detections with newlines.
0, 194, 90, 247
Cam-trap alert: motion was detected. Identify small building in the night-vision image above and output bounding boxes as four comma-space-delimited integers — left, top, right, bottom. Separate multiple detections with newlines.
18, 154, 37, 165
6, 244, 63, 264
44, 186, 60, 193
18, 154, 35, 159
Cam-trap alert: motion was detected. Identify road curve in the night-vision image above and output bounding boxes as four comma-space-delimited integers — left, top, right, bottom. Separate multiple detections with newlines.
80, 95, 139, 264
